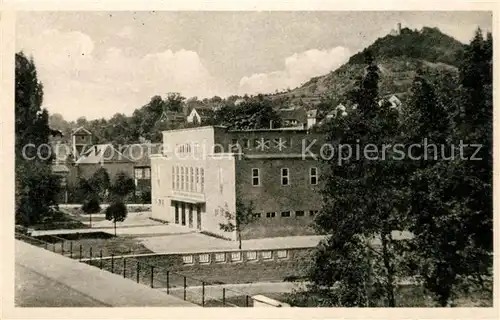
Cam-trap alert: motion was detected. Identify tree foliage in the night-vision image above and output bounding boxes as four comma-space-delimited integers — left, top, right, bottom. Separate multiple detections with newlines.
109, 171, 135, 201
15, 52, 61, 225
219, 198, 256, 250
105, 201, 127, 236
303, 29, 492, 308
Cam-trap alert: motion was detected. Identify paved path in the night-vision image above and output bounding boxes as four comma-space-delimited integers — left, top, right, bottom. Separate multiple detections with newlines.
15, 240, 197, 307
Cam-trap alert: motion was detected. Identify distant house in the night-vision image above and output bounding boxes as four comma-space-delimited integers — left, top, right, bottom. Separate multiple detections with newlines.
186, 107, 213, 124
120, 143, 162, 198
306, 109, 320, 129
71, 126, 93, 158
278, 107, 307, 128
157, 111, 186, 127
75, 144, 135, 181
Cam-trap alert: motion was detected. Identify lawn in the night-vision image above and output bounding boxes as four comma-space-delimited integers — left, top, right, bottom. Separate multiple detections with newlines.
263, 284, 493, 307
33, 232, 153, 258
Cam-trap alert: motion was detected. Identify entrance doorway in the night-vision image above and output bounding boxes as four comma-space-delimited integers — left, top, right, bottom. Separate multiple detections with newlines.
196, 205, 201, 230
181, 203, 186, 226
188, 204, 193, 228
174, 202, 179, 224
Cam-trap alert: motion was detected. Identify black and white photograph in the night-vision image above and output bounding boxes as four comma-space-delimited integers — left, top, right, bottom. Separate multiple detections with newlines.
4, 5, 495, 315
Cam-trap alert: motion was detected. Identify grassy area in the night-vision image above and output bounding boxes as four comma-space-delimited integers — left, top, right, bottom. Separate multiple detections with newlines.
33, 233, 153, 258
265, 284, 493, 307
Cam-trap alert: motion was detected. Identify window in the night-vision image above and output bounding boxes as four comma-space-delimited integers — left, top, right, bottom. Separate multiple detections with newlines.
273, 138, 280, 148
281, 211, 291, 217
172, 167, 175, 189
190, 167, 194, 192
182, 255, 194, 264
200, 168, 205, 192
262, 251, 273, 260
181, 167, 185, 191
195, 168, 199, 192
199, 253, 210, 264
214, 252, 226, 263
218, 167, 223, 194
310, 167, 318, 185
246, 251, 257, 261
231, 252, 242, 262
242, 138, 249, 148
253, 213, 262, 218
277, 250, 288, 259
310, 210, 318, 216
252, 168, 260, 186
231, 138, 238, 146
175, 166, 180, 190
184, 166, 188, 191
295, 210, 305, 217
144, 168, 151, 179
266, 212, 276, 218
281, 168, 290, 186
135, 168, 143, 179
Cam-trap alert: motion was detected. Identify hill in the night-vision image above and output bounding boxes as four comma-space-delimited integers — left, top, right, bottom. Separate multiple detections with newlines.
266, 26, 465, 108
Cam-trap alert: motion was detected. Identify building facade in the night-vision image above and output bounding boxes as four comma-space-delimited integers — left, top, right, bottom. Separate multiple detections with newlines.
151, 126, 325, 240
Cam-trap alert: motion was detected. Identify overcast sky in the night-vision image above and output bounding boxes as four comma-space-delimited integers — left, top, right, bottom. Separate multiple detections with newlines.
16, 11, 492, 120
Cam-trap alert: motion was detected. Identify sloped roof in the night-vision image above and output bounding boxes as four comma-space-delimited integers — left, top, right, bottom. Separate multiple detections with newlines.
192, 107, 213, 118
307, 109, 318, 118
75, 144, 133, 165
278, 107, 307, 124
120, 143, 162, 167
72, 126, 92, 136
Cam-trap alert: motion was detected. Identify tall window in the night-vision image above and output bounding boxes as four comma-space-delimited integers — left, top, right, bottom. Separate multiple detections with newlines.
281, 168, 289, 186
181, 167, 185, 191
184, 166, 188, 191
310, 167, 318, 185
195, 167, 200, 192
172, 167, 175, 189
200, 168, 205, 192
190, 167, 194, 192
144, 168, 151, 179
175, 166, 179, 190
252, 168, 260, 186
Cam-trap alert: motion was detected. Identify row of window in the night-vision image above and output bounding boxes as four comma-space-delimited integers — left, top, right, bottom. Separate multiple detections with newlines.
182, 250, 288, 265
253, 210, 319, 218
251, 167, 318, 186
172, 166, 205, 193
134, 167, 151, 179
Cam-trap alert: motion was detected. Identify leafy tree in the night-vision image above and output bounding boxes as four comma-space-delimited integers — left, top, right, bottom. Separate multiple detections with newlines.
105, 201, 127, 236
307, 51, 404, 307
89, 168, 110, 201
109, 171, 136, 201
15, 52, 61, 226
219, 198, 257, 250
78, 177, 101, 227
403, 28, 493, 306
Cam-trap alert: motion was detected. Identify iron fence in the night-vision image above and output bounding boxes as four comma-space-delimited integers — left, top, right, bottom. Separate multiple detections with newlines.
16, 231, 278, 308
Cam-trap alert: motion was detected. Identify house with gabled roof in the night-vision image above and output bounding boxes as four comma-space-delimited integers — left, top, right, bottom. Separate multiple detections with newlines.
186, 107, 214, 125
278, 106, 307, 129
75, 144, 135, 182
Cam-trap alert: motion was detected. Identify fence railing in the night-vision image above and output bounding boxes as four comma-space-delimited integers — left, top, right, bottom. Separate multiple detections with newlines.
15, 232, 280, 308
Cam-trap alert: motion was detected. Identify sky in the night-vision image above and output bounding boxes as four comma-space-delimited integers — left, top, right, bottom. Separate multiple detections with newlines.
16, 11, 492, 121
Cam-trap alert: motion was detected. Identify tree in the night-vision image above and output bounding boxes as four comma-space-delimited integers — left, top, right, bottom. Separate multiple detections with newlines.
402, 28, 493, 306
89, 168, 110, 201
306, 51, 404, 307
219, 198, 257, 250
15, 52, 61, 226
109, 171, 135, 201
78, 177, 101, 227
105, 201, 127, 236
